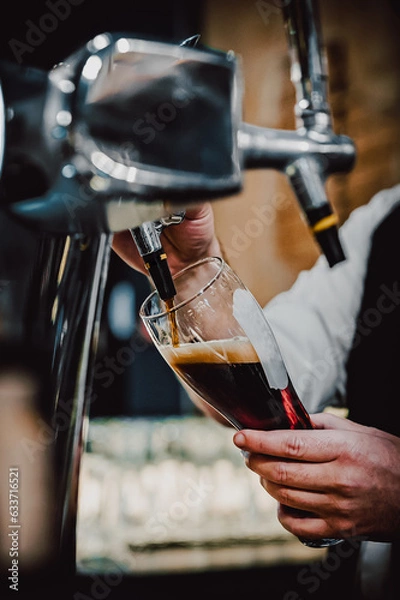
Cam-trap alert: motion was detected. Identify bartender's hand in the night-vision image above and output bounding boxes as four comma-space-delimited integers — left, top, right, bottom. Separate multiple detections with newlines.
112, 202, 221, 276
233, 412, 400, 542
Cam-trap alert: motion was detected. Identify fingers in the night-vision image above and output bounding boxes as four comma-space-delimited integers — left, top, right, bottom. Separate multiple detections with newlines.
233, 429, 340, 463
277, 504, 338, 541
311, 412, 391, 442
111, 202, 220, 276
247, 455, 337, 493
310, 412, 361, 431
162, 201, 221, 262
261, 483, 353, 540
112, 230, 146, 274
181, 202, 213, 221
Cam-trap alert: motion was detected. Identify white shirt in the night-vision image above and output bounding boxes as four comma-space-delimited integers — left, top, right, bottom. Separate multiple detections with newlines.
264, 184, 400, 413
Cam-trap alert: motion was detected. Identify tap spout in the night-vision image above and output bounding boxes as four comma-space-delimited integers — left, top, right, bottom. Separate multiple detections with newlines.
239, 122, 356, 267
239, 123, 356, 174
130, 211, 185, 301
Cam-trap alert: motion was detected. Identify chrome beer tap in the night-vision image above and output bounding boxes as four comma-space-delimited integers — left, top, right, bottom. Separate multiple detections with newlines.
0, 35, 242, 576
130, 34, 200, 302
240, 0, 355, 266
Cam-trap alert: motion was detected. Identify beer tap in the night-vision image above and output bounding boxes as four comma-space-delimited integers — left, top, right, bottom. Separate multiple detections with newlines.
283, 0, 348, 265
130, 212, 185, 301
129, 34, 200, 302
239, 0, 355, 266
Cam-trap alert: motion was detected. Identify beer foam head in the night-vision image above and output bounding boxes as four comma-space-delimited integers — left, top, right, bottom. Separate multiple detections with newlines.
161, 337, 259, 364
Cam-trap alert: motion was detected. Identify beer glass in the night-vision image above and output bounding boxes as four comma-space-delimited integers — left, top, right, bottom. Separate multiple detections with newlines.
140, 256, 341, 548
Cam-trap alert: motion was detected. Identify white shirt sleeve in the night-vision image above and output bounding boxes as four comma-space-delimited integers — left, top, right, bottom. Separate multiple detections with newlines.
263, 184, 400, 414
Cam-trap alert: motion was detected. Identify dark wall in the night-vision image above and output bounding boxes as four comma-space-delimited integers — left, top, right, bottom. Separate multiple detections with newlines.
0, 0, 203, 69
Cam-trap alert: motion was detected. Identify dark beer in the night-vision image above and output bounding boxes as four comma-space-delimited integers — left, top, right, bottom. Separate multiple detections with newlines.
162, 338, 312, 431
164, 297, 180, 347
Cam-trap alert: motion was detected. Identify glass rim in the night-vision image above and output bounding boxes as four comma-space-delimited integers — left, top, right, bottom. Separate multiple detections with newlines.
139, 256, 225, 320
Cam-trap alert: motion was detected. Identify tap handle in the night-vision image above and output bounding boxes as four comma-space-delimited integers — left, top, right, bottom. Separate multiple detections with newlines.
281, 0, 347, 265
140, 246, 177, 301
286, 157, 345, 267
131, 213, 185, 300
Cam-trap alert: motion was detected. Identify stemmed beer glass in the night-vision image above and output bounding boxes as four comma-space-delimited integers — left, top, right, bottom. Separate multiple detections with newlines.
140, 256, 341, 548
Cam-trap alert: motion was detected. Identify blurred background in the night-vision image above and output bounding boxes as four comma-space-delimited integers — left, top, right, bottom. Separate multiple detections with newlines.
0, 0, 399, 598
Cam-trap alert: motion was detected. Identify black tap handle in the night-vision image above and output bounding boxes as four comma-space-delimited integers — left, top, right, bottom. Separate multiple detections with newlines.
286, 156, 346, 267
142, 248, 176, 301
